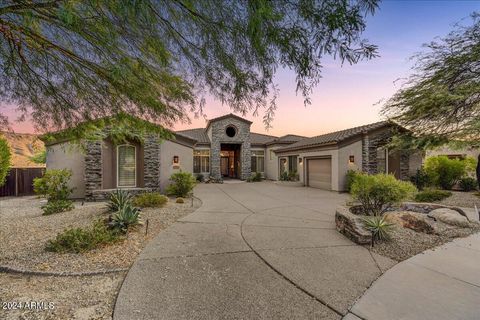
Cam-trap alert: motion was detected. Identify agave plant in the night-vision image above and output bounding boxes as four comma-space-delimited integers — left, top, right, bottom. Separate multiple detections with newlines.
110, 204, 142, 233
362, 215, 394, 243
107, 189, 132, 212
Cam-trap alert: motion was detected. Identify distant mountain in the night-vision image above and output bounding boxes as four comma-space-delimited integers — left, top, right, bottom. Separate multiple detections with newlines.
0, 132, 45, 168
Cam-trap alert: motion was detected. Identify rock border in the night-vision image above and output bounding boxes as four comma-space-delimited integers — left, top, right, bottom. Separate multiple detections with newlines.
335, 205, 372, 244
0, 264, 129, 277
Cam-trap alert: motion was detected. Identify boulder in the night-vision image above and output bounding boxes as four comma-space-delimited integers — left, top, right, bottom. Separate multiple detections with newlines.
335, 206, 372, 244
384, 211, 436, 234
428, 208, 470, 228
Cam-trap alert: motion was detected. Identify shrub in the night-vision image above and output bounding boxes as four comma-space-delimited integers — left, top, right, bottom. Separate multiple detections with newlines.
279, 171, 289, 181
30, 150, 46, 164
363, 215, 394, 242
409, 168, 430, 191
414, 189, 452, 202
107, 189, 133, 212
46, 220, 120, 253
459, 177, 477, 192
109, 205, 142, 233
33, 169, 73, 201
176, 197, 185, 204
196, 173, 204, 182
41, 199, 74, 216
288, 170, 299, 181
0, 136, 11, 187
248, 172, 262, 182
351, 174, 417, 216
133, 192, 168, 208
424, 156, 468, 190
165, 172, 196, 197
346, 170, 362, 193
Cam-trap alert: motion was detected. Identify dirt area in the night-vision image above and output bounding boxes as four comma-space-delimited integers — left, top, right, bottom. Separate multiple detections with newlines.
438, 190, 480, 208
0, 195, 200, 319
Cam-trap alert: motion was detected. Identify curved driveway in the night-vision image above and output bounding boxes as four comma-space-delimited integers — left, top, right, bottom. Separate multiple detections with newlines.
114, 182, 395, 320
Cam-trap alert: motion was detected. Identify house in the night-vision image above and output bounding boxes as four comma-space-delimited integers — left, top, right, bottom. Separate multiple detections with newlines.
42, 113, 422, 199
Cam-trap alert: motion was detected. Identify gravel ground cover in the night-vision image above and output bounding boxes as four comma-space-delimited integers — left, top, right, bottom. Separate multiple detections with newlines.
438, 190, 480, 208
0, 195, 200, 319
368, 221, 480, 262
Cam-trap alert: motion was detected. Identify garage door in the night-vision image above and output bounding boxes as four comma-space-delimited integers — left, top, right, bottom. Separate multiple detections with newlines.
307, 158, 332, 190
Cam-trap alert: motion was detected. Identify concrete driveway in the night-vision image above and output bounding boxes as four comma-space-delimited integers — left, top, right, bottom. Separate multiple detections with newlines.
114, 181, 395, 320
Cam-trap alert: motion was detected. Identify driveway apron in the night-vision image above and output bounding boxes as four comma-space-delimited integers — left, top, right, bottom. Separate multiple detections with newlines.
114, 182, 393, 320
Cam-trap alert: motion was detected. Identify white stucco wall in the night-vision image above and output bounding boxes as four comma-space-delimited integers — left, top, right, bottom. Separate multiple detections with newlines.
46, 142, 86, 199
265, 145, 282, 180
159, 140, 193, 191
337, 140, 363, 191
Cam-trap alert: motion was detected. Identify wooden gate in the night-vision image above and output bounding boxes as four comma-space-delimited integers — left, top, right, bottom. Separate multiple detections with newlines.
0, 168, 45, 197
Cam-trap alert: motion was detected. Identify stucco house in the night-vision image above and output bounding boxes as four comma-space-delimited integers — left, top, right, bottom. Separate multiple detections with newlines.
43, 113, 422, 200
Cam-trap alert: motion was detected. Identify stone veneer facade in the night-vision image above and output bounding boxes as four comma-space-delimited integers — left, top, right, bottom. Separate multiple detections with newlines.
84, 135, 161, 200
361, 128, 409, 180
208, 117, 251, 180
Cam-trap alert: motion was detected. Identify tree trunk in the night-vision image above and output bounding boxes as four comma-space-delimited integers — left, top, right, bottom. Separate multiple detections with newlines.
476, 155, 480, 190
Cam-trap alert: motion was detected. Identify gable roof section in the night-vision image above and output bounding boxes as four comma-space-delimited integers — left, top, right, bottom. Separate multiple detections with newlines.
276, 121, 391, 152
205, 113, 252, 131
251, 132, 277, 146
175, 128, 210, 144
266, 134, 307, 146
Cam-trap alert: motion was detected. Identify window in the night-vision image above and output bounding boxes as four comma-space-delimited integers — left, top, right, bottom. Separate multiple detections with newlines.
225, 126, 237, 137
288, 156, 298, 173
251, 150, 265, 173
194, 150, 210, 173
117, 145, 136, 187
376, 147, 387, 173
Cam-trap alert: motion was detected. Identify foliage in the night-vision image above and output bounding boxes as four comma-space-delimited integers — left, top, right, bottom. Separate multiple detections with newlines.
247, 172, 263, 182
46, 220, 120, 253
414, 189, 452, 202
459, 177, 478, 192
382, 14, 480, 145
196, 173, 204, 182
175, 197, 185, 204
351, 174, 417, 216
33, 169, 73, 201
409, 168, 431, 191
0, 135, 10, 186
0, 1, 378, 132
166, 172, 196, 198
288, 171, 299, 181
109, 205, 142, 233
41, 199, 74, 216
362, 215, 394, 242
279, 171, 289, 181
424, 156, 469, 190
346, 170, 362, 193
133, 192, 168, 208
107, 189, 133, 212
30, 150, 46, 164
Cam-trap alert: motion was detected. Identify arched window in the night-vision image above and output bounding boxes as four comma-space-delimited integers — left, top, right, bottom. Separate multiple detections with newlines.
117, 145, 136, 187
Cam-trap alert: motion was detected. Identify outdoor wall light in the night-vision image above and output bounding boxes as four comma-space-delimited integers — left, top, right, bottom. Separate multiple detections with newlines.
299, 158, 303, 164
349, 155, 355, 163
173, 155, 179, 164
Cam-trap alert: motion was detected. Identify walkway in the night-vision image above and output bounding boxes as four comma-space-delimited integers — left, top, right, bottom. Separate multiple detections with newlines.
114, 182, 393, 320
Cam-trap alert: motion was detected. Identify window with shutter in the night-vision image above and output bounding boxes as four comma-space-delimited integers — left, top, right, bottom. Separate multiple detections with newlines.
117, 145, 136, 187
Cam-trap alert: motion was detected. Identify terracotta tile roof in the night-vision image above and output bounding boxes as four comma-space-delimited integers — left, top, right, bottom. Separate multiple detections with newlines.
175, 128, 277, 146
251, 132, 278, 145
276, 121, 390, 152
266, 134, 307, 145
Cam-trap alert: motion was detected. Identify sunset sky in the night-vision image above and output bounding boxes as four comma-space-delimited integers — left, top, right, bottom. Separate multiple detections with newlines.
3, 1, 480, 136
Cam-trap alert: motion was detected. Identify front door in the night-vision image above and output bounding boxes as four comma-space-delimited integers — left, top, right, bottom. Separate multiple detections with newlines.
221, 157, 230, 177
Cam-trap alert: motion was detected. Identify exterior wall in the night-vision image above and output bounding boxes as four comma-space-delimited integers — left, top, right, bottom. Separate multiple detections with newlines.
143, 135, 161, 191
209, 117, 251, 180
265, 145, 283, 180
159, 140, 193, 191
46, 142, 86, 199
85, 140, 103, 199
408, 151, 424, 176
338, 139, 363, 191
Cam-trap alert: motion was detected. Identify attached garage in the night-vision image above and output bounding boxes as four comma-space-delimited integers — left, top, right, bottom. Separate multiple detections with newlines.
306, 157, 332, 190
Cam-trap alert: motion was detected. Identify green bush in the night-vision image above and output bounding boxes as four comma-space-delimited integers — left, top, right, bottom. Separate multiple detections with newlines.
133, 192, 168, 208
288, 170, 299, 181
165, 172, 196, 197
30, 150, 46, 164
41, 199, 74, 216
0, 136, 11, 187
109, 205, 142, 233
363, 215, 394, 242
414, 189, 452, 202
196, 173, 204, 182
351, 174, 417, 216
424, 156, 469, 190
107, 189, 133, 212
46, 220, 120, 253
33, 169, 73, 201
279, 171, 289, 181
346, 170, 362, 193
176, 197, 185, 204
459, 177, 477, 192
409, 168, 430, 191
248, 172, 262, 182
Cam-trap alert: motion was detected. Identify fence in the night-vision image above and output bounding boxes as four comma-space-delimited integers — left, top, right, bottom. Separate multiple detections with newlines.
0, 168, 45, 197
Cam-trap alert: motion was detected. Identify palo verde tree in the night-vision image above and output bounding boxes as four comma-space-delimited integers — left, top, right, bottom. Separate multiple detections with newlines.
0, 0, 379, 137
0, 135, 11, 186
382, 13, 480, 186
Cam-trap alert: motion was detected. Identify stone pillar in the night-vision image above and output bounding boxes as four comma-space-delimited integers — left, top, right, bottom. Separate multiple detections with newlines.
85, 140, 102, 199
241, 141, 251, 180
143, 135, 161, 190
210, 141, 221, 180
399, 151, 410, 180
